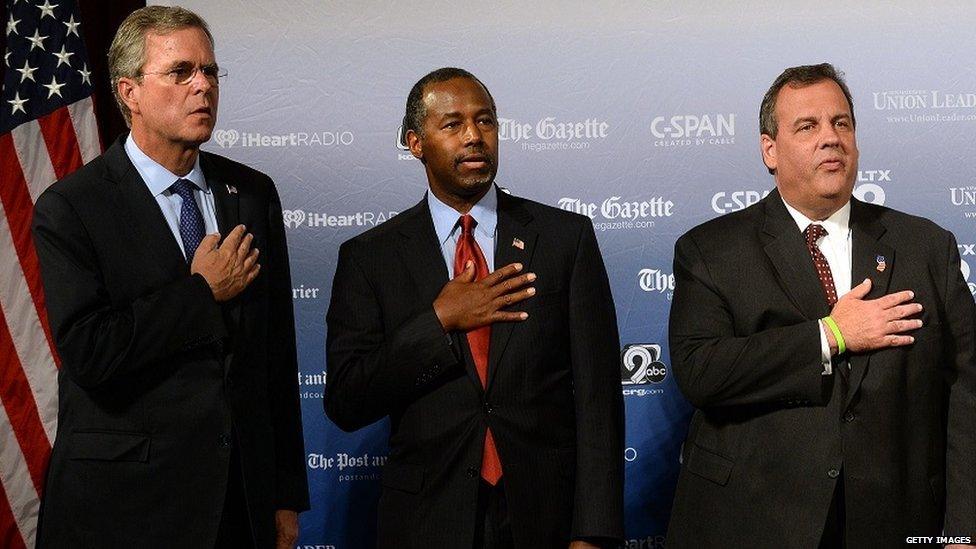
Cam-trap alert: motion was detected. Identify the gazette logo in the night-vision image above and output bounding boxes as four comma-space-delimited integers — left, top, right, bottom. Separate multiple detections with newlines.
558, 196, 674, 232
638, 268, 675, 298
282, 209, 398, 229
212, 128, 354, 148
874, 90, 976, 123
498, 117, 609, 152
651, 113, 735, 147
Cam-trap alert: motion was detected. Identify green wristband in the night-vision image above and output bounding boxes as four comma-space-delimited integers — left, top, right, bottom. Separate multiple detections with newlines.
822, 316, 846, 355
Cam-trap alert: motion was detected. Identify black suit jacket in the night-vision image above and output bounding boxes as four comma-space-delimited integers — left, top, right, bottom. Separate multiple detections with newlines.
325, 188, 624, 548
31, 136, 309, 549
666, 190, 976, 548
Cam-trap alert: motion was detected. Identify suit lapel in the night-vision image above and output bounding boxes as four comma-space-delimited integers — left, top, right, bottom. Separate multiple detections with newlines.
201, 153, 240, 234
394, 198, 483, 386
760, 191, 833, 321
201, 153, 242, 343
105, 136, 187, 279
845, 198, 893, 409
486, 191, 538, 391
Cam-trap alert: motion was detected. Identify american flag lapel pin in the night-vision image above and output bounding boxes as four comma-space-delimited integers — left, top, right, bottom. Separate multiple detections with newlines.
226, 184, 238, 194
876, 255, 886, 272
512, 237, 524, 250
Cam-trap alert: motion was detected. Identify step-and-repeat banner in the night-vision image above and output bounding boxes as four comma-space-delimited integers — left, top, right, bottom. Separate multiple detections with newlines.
167, 2, 976, 547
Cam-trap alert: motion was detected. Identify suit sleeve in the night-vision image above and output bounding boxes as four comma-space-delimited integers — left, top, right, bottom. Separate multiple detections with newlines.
669, 231, 826, 409
567, 220, 625, 541
324, 239, 460, 431
940, 231, 976, 537
264, 182, 310, 511
31, 188, 227, 389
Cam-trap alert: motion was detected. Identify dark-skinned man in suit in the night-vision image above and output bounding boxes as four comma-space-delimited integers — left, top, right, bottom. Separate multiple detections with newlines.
325, 67, 624, 548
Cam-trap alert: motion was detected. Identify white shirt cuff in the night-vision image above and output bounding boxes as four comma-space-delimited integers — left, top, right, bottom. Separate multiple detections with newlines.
818, 319, 833, 375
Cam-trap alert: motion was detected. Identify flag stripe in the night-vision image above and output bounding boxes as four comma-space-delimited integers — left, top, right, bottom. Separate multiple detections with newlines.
9, 122, 58, 205
0, 135, 60, 370
0, 469, 28, 549
0, 205, 60, 445
67, 97, 101, 163
0, 394, 40, 549
3, 3, 102, 546
0, 304, 50, 493
38, 108, 85, 181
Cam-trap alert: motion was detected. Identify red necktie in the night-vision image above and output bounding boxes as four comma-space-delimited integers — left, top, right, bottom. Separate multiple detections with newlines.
804, 224, 838, 306
453, 214, 503, 485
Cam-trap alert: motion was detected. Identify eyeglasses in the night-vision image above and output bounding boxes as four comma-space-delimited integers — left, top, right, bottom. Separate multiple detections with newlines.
137, 64, 228, 86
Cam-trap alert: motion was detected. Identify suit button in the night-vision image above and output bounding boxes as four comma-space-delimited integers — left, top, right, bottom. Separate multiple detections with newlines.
843, 411, 855, 423
218, 434, 232, 448
466, 467, 478, 478
483, 403, 493, 415
827, 468, 840, 479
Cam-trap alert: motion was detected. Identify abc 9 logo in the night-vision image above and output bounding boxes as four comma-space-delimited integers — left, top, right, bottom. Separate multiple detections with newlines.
620, 344, 667, 385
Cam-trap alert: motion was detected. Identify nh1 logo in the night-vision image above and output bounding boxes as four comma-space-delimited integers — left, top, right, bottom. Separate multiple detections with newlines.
958, 244, 976, 297
621, 344, 668, 384
853, 169, 890, 206
213, 129, 239, 148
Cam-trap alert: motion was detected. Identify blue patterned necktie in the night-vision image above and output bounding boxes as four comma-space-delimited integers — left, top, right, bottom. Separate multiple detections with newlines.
170, 178, 206, 262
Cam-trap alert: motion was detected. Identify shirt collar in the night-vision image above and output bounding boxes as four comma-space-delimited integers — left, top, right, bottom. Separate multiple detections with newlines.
781, 196, 851, 238
124, 134, 208, 197
427, 185, 498, 245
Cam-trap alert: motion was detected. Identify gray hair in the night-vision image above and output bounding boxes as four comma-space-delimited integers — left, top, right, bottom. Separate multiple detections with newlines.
108, 5, 214, 126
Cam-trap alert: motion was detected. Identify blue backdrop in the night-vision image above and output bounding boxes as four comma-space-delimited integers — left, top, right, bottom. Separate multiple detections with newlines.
165, 2, 976, 547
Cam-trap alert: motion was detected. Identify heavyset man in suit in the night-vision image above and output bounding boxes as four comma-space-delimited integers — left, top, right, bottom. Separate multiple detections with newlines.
666, 63, 976, 547
325, 67, 624, 548
31, 6, 308, 548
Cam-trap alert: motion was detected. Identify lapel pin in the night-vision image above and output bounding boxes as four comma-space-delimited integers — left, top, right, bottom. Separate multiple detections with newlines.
876, 254, 886, 273
226, 184, 238, 194
512, 237, 524, 250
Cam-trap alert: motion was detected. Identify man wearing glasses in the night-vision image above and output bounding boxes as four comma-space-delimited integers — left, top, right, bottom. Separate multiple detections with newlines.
32, 6, 308, 548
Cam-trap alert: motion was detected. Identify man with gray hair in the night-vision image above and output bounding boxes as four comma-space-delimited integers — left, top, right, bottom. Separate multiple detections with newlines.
666, 63, 976, 547
32, 6, 308, 548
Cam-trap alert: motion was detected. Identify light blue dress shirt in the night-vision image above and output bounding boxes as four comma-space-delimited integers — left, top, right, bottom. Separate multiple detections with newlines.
427, 185, 497, 275
124, 135, 219, 260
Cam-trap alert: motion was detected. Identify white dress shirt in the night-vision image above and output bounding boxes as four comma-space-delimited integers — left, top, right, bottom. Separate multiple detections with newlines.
124, 135, 219, 260
427, 186, 498, 274
782, 198, 852, 375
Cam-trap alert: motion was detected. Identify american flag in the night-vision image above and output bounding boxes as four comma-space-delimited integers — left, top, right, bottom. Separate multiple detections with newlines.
1, 1, 101, 547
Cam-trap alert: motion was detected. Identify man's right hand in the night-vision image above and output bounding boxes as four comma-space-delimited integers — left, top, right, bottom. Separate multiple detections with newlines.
190, 224, 261, 302
433, 262, 536, 332
828, 278, 923, 354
